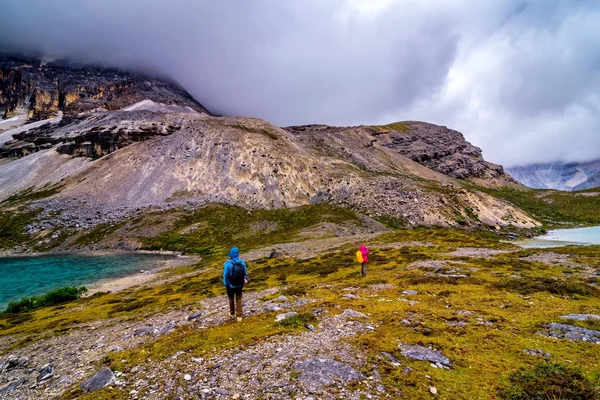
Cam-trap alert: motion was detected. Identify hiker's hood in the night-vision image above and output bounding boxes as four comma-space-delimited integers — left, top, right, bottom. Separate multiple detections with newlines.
228, 247, 240, 259
360, 245, 368, 253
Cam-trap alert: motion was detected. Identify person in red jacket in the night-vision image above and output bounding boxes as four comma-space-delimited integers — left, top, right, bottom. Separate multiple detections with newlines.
359, 244, 369, 277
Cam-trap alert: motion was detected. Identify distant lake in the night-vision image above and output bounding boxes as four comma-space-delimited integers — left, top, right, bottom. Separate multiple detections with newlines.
0, 253, 176, 309
521, 226, 600, 248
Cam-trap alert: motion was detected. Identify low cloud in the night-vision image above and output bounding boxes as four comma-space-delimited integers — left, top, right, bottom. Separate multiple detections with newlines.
1, 0, 599, 166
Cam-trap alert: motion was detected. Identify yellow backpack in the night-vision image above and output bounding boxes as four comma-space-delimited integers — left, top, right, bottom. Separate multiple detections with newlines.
356, 250, 364, 263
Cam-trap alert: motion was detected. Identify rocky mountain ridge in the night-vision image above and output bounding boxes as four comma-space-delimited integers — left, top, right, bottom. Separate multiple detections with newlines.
285, 122, 516, 185
0, 107, 537, 234
0, 54, 209, 121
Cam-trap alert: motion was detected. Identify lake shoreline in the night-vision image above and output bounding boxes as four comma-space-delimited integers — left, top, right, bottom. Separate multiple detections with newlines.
0, 251, 201, 309
519, 225, 600, 248
83, 254, 200, 297
0, 248, 184, 259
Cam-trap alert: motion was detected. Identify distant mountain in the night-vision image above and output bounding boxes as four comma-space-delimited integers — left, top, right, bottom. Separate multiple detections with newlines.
574, 171, 600, 191
507, 160, 600, 191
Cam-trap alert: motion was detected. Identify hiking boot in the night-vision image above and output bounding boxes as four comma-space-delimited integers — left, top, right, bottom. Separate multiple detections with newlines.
236, 317, 242, 322
229, 312, 235, 318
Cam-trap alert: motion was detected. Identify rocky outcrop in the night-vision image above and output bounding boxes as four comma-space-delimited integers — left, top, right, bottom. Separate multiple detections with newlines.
0, 111, 181, 159
285, 122, 518, 186
0, 54, 209, 120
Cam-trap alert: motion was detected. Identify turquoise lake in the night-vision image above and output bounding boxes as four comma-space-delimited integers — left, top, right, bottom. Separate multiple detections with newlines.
521, 226, 600, 248
0, 253, 176, 309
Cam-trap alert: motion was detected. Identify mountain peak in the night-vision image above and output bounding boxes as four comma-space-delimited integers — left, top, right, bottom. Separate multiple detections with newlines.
0, 54, 209, 121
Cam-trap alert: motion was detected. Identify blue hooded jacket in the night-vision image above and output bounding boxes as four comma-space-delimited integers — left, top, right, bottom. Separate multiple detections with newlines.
223, 247, 248, 288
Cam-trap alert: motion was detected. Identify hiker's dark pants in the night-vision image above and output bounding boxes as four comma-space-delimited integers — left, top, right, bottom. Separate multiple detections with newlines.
361, 262, 367, 277
227, 286, 243, 317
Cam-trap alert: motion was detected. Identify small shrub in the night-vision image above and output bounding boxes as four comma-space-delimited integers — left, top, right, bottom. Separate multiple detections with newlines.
277, 313, 316, 329
282, 285, 308, 297
2, 286, 87, 315
499, 362, 599, 400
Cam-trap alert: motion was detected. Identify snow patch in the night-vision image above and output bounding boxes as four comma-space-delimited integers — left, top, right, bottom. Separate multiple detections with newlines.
122, 99, 200, 114
0, 116, 21, 125
565, 167, 589, 187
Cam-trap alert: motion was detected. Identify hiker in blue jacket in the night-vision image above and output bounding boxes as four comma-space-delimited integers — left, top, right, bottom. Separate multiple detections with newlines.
223, 247, 248, 322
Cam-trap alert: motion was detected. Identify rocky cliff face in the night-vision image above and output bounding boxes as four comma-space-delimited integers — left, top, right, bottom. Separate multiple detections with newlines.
0, 54, 209, 120
284, 122, 517, 186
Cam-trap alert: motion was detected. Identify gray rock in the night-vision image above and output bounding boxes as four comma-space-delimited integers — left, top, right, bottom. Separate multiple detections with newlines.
343, 294, 360, 299
560, 314, 600, 321
215, 388, 232, 396
381, 352, 401, 366
80, 368, 116, 392
37, 364, 54, 382
523, 349, 552, 358
399, 344, 451, 368
2, 356, 29, 371
133, 326, 159, 337
273, 295, 289, 302
402, 290, 419, 295
275, 312, 297, 322
545, 323, 600, 343
341, 309, 367, 318
264, 303, 283, 312
158, 322, 175, 335
187, 312, 203, 321
294, 357, 364, 393
305, 324, 315, 332
0, 379, 25, 393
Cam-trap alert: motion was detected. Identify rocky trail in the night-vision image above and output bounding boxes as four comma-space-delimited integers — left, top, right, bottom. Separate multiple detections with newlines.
0, 283, 395, 399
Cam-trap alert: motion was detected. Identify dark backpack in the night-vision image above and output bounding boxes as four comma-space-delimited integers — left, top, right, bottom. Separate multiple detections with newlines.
228, 259, 245, 286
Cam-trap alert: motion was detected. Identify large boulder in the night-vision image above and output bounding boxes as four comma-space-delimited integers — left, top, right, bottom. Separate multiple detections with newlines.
294, 357, 364, 393
80, 368, 116, 392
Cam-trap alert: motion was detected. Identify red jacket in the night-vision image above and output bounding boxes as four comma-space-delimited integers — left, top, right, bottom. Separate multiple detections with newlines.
360, 245, 369, 263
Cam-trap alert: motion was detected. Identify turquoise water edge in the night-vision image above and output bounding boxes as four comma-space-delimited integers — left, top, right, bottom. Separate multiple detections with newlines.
0, 253, 176, 309
521, 226, 600, 248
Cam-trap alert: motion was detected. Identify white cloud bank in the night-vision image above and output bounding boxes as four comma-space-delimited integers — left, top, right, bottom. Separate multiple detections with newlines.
1, 0, 599, 166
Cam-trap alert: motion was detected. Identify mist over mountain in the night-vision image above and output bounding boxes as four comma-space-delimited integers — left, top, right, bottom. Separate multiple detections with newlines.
1, 0, 600, 167
507, 159, 600, 191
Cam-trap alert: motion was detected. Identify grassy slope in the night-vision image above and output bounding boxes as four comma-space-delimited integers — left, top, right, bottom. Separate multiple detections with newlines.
2, 228, 600, 399
479, 186, 600, 228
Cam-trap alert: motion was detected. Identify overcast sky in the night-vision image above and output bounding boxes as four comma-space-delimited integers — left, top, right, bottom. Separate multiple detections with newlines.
1, 0, 599, 167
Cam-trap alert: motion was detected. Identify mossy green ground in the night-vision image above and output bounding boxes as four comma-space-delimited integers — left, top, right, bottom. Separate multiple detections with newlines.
480, 186, 600, 228
3, 225, 600, 399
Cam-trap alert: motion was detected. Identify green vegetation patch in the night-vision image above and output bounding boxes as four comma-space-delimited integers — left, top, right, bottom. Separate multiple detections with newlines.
0, 208, 40, 249
2, 286, 87, 315
371, 122, 410, 133
1, 185, 64, 206
138, 203, 360, 255
72, 221, 127, 247
276, 312, 316, 329
499, 362, 599, 400
481, 187, 600, 228
495, 277, 600, 297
